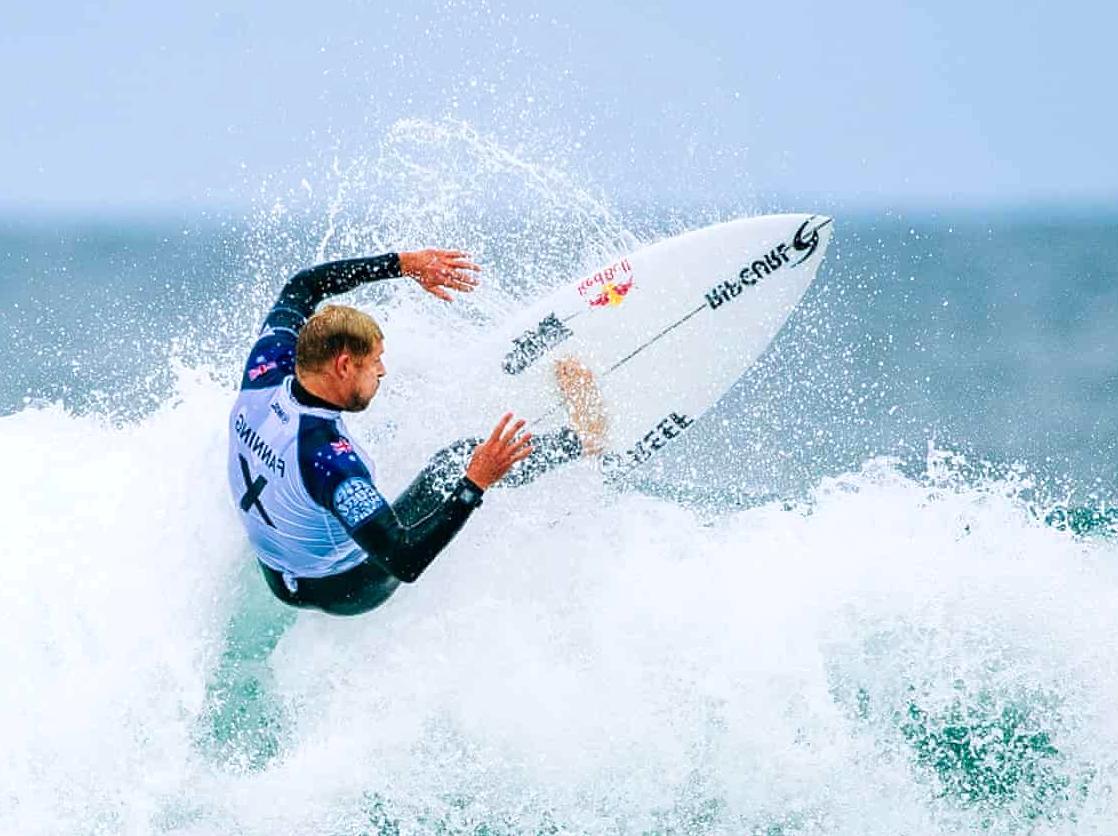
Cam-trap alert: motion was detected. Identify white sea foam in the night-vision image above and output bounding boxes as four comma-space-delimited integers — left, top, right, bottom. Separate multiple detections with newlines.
1, 359, 1116, 834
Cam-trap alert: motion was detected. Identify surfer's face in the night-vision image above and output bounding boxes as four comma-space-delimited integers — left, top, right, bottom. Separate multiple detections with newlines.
342, 342, 385, 412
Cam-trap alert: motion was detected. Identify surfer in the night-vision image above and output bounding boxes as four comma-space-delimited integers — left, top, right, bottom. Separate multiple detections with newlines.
227, 249, 606, 616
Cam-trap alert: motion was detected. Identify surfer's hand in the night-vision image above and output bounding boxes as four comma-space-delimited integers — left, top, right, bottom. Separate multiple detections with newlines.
555, 358, 608, 456
465, 413, 533, 489
399, 248, 480, 302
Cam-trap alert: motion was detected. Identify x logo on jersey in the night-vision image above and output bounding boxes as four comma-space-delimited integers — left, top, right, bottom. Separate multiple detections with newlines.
238, 454, 276, 528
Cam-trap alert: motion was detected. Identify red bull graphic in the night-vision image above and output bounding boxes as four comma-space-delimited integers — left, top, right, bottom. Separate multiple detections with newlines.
247, 360, 278, 381
577, 258, 635, 309
587, 276, 635, 308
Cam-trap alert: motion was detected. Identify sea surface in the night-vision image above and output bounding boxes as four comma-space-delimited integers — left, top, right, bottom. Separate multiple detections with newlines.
1, 121, 1116, 834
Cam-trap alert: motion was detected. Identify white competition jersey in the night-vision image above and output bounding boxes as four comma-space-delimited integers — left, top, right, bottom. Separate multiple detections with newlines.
227, 328, 387, 580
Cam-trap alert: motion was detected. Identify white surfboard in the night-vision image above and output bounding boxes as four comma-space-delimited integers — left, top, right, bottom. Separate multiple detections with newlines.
489, 214, 833, 477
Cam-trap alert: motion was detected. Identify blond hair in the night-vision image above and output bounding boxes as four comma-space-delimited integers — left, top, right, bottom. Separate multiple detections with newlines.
295, 305, 383, 373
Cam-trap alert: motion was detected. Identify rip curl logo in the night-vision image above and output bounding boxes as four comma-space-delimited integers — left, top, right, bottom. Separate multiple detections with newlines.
705, 247, 789, 310
789, 216, 830, 267
705, 215, 831, 311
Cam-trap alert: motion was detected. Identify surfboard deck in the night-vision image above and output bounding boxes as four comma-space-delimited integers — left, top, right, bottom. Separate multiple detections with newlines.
487, 214, 833, 477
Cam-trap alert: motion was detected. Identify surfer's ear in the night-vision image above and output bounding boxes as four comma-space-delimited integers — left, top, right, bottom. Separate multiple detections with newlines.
334, 351, 355, 379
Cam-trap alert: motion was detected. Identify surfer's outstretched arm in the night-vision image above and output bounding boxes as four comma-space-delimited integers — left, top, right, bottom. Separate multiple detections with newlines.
260, 254, 403, 334
240, 250, 480, 391
240, 255, 404, 390
259, 249, 480, 335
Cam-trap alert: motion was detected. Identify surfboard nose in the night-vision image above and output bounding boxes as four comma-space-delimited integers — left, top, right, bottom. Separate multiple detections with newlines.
816, 216, 835, 245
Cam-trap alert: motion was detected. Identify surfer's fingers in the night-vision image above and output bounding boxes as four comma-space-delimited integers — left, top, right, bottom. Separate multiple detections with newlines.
487, 412, 513, 443
508, 433, 533, 458
422, 284, 453, 302
434, 250, 480, 270
505, 431, 534, 460
499, 418, 527, 445
432, 266, 479, 285
446, 258, 481, 272
508, 440, 534, 465
441, 271, 479, 288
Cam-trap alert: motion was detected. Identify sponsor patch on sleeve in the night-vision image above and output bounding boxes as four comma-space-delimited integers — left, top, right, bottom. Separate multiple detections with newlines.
332, 477, 387, 528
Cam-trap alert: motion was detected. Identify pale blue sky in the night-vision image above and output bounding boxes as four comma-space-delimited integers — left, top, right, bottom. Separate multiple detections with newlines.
2, 0, 1114, 211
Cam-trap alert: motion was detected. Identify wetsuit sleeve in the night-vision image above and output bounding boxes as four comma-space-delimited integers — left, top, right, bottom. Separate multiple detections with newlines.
347, 480, 483, 583
300, 422, 483, 584
259, 254, 402, 334
240, 254, 402, 390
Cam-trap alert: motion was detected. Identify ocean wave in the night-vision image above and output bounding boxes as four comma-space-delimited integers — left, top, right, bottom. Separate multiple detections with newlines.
2, 366, 1116, 834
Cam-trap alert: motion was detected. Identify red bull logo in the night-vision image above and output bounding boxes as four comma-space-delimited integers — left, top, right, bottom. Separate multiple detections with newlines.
247, 360, 278, 381
577, 258, 635, 309
587, 277, 635, 308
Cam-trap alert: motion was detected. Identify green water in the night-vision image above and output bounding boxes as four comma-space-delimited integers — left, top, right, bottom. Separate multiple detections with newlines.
194, 564, 296, 774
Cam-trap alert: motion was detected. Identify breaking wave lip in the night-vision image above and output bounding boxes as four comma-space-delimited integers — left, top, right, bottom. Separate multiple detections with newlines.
2, 363, 1117, 835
